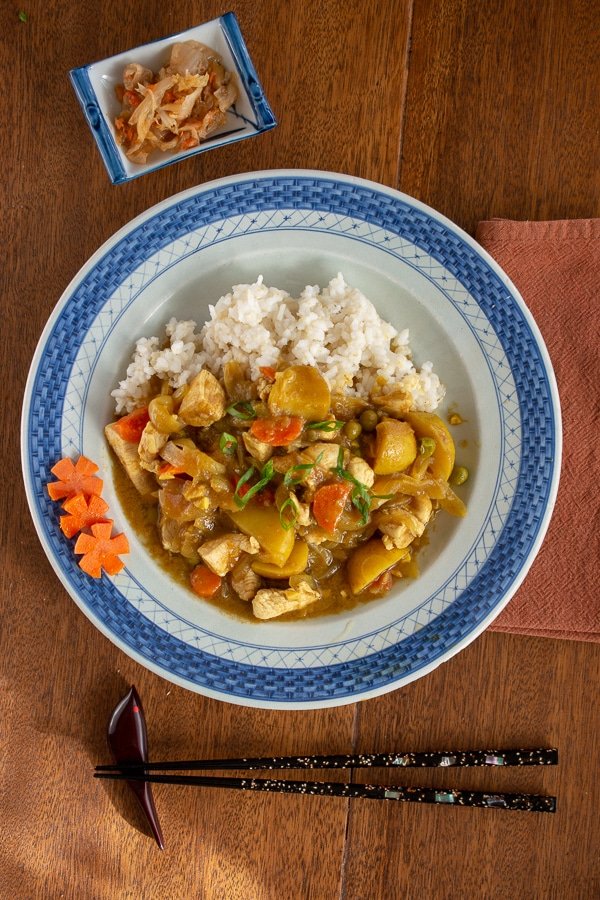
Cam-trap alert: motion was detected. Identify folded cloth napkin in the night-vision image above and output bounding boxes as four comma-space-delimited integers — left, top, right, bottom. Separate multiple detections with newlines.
475, 219, 600, 642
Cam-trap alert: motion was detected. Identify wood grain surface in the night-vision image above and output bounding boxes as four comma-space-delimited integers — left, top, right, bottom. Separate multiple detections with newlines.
2, 1, 599, 898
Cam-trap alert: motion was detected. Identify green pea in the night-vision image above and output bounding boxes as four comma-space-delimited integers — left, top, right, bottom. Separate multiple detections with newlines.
419, 437, 436, 459
451, 465, 469, 486
359, 409, 378, 432
343, 420, 362, 440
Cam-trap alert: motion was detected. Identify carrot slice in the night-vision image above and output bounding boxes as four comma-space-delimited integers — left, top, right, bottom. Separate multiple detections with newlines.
312, 482, 352, 534
249, 416, 303, 446
59, 493, 110, 538
259, 366, 276, 381
190, 564, 222, 598
47, 456, 103, 501
74, 522, 129, 579
112, 407, 150, 443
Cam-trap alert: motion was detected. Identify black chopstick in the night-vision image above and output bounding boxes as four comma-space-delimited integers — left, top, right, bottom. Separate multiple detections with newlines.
95, 747, 558, 773
93, 771, 556, 813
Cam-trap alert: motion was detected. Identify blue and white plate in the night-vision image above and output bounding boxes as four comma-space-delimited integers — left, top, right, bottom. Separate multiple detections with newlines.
70, 13, 276, 184
22, 171, 561, 709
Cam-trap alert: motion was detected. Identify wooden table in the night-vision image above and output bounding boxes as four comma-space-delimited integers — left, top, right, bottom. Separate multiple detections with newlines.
3, 1, 599, 897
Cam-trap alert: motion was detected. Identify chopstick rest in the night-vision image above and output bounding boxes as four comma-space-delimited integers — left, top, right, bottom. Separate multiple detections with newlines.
106, 686, 164, 850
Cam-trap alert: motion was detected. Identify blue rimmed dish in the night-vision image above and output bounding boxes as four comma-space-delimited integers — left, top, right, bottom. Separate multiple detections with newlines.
22, 170, 561, 708
69, 13, 276, 184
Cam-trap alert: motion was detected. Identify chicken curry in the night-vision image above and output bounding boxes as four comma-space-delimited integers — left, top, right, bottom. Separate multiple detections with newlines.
105, 363, 466, 620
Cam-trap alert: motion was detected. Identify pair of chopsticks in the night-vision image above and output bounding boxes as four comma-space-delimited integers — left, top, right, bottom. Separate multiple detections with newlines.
95, 748, 558, 813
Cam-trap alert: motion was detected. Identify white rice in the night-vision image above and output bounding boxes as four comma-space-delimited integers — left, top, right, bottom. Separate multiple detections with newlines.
111, 273, 445, 414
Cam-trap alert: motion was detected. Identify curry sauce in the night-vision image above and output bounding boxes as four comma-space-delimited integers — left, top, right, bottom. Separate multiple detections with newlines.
106, 363, 466, 621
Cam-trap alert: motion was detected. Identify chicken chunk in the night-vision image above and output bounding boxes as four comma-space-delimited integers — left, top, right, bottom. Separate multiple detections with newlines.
242, 431, 273, 464
302, 443, 347, 470
178, 369, 226, 427
230, 557, 262, 601
377, 496, 433, 550
298, 443, 349, 489
138, 422, 168, 466
347, 457, 375, 488
159, 518, 202, 562
252, 582, 320, 620
105, 422, 156, 496
199, 533, 260, 577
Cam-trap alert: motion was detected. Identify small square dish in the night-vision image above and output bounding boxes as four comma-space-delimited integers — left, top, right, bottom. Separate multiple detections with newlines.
70, 12, 276, 184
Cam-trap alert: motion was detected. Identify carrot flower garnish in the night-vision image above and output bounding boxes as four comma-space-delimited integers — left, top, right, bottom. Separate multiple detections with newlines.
74, 522, 130, 579
47, 456, 103, 501
59, 493, 111, 539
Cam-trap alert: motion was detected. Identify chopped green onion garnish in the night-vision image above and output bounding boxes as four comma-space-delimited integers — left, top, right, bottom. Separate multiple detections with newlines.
308, 419, 343, 432
219, 432, 238, 455
333, 445, 345, 477
234, 460, 275, 508
226, 401, 256, 420
283, 451, 324, 488
278, 497, 298, 530
340, 472, 372, 525
233, 465, 256, 506
284, 463, 314, 488
18, 10, 28, 22
329, 448, 384, 525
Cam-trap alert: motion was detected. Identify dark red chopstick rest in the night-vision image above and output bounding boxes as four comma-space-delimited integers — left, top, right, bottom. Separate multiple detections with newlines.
107, 685, 164, 850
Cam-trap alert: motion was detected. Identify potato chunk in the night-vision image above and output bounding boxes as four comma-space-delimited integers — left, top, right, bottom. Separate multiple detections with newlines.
228, 506, 295, 567
346, 538, 408, 594
252, 541, 309, 578
373, 420, 417, 475
268, 365, 331, 421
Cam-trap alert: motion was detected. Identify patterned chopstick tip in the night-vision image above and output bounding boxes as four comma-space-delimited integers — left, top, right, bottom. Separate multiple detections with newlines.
390, 749, 558, 767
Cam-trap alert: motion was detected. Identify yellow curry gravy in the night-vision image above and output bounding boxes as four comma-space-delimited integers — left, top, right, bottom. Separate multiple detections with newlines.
111, 454, 421, 623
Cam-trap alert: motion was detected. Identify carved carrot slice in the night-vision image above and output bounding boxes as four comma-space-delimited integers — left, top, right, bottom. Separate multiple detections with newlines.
59, 493, 111, 539
47, 456, 103, 501
74, 522, 130, 578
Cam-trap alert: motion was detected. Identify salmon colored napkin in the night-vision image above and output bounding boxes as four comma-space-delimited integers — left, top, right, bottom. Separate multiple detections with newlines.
475, 218, 600, 642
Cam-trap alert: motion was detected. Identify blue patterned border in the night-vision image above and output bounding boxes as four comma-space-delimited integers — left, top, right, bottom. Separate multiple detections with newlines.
23, 174, 558, 704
